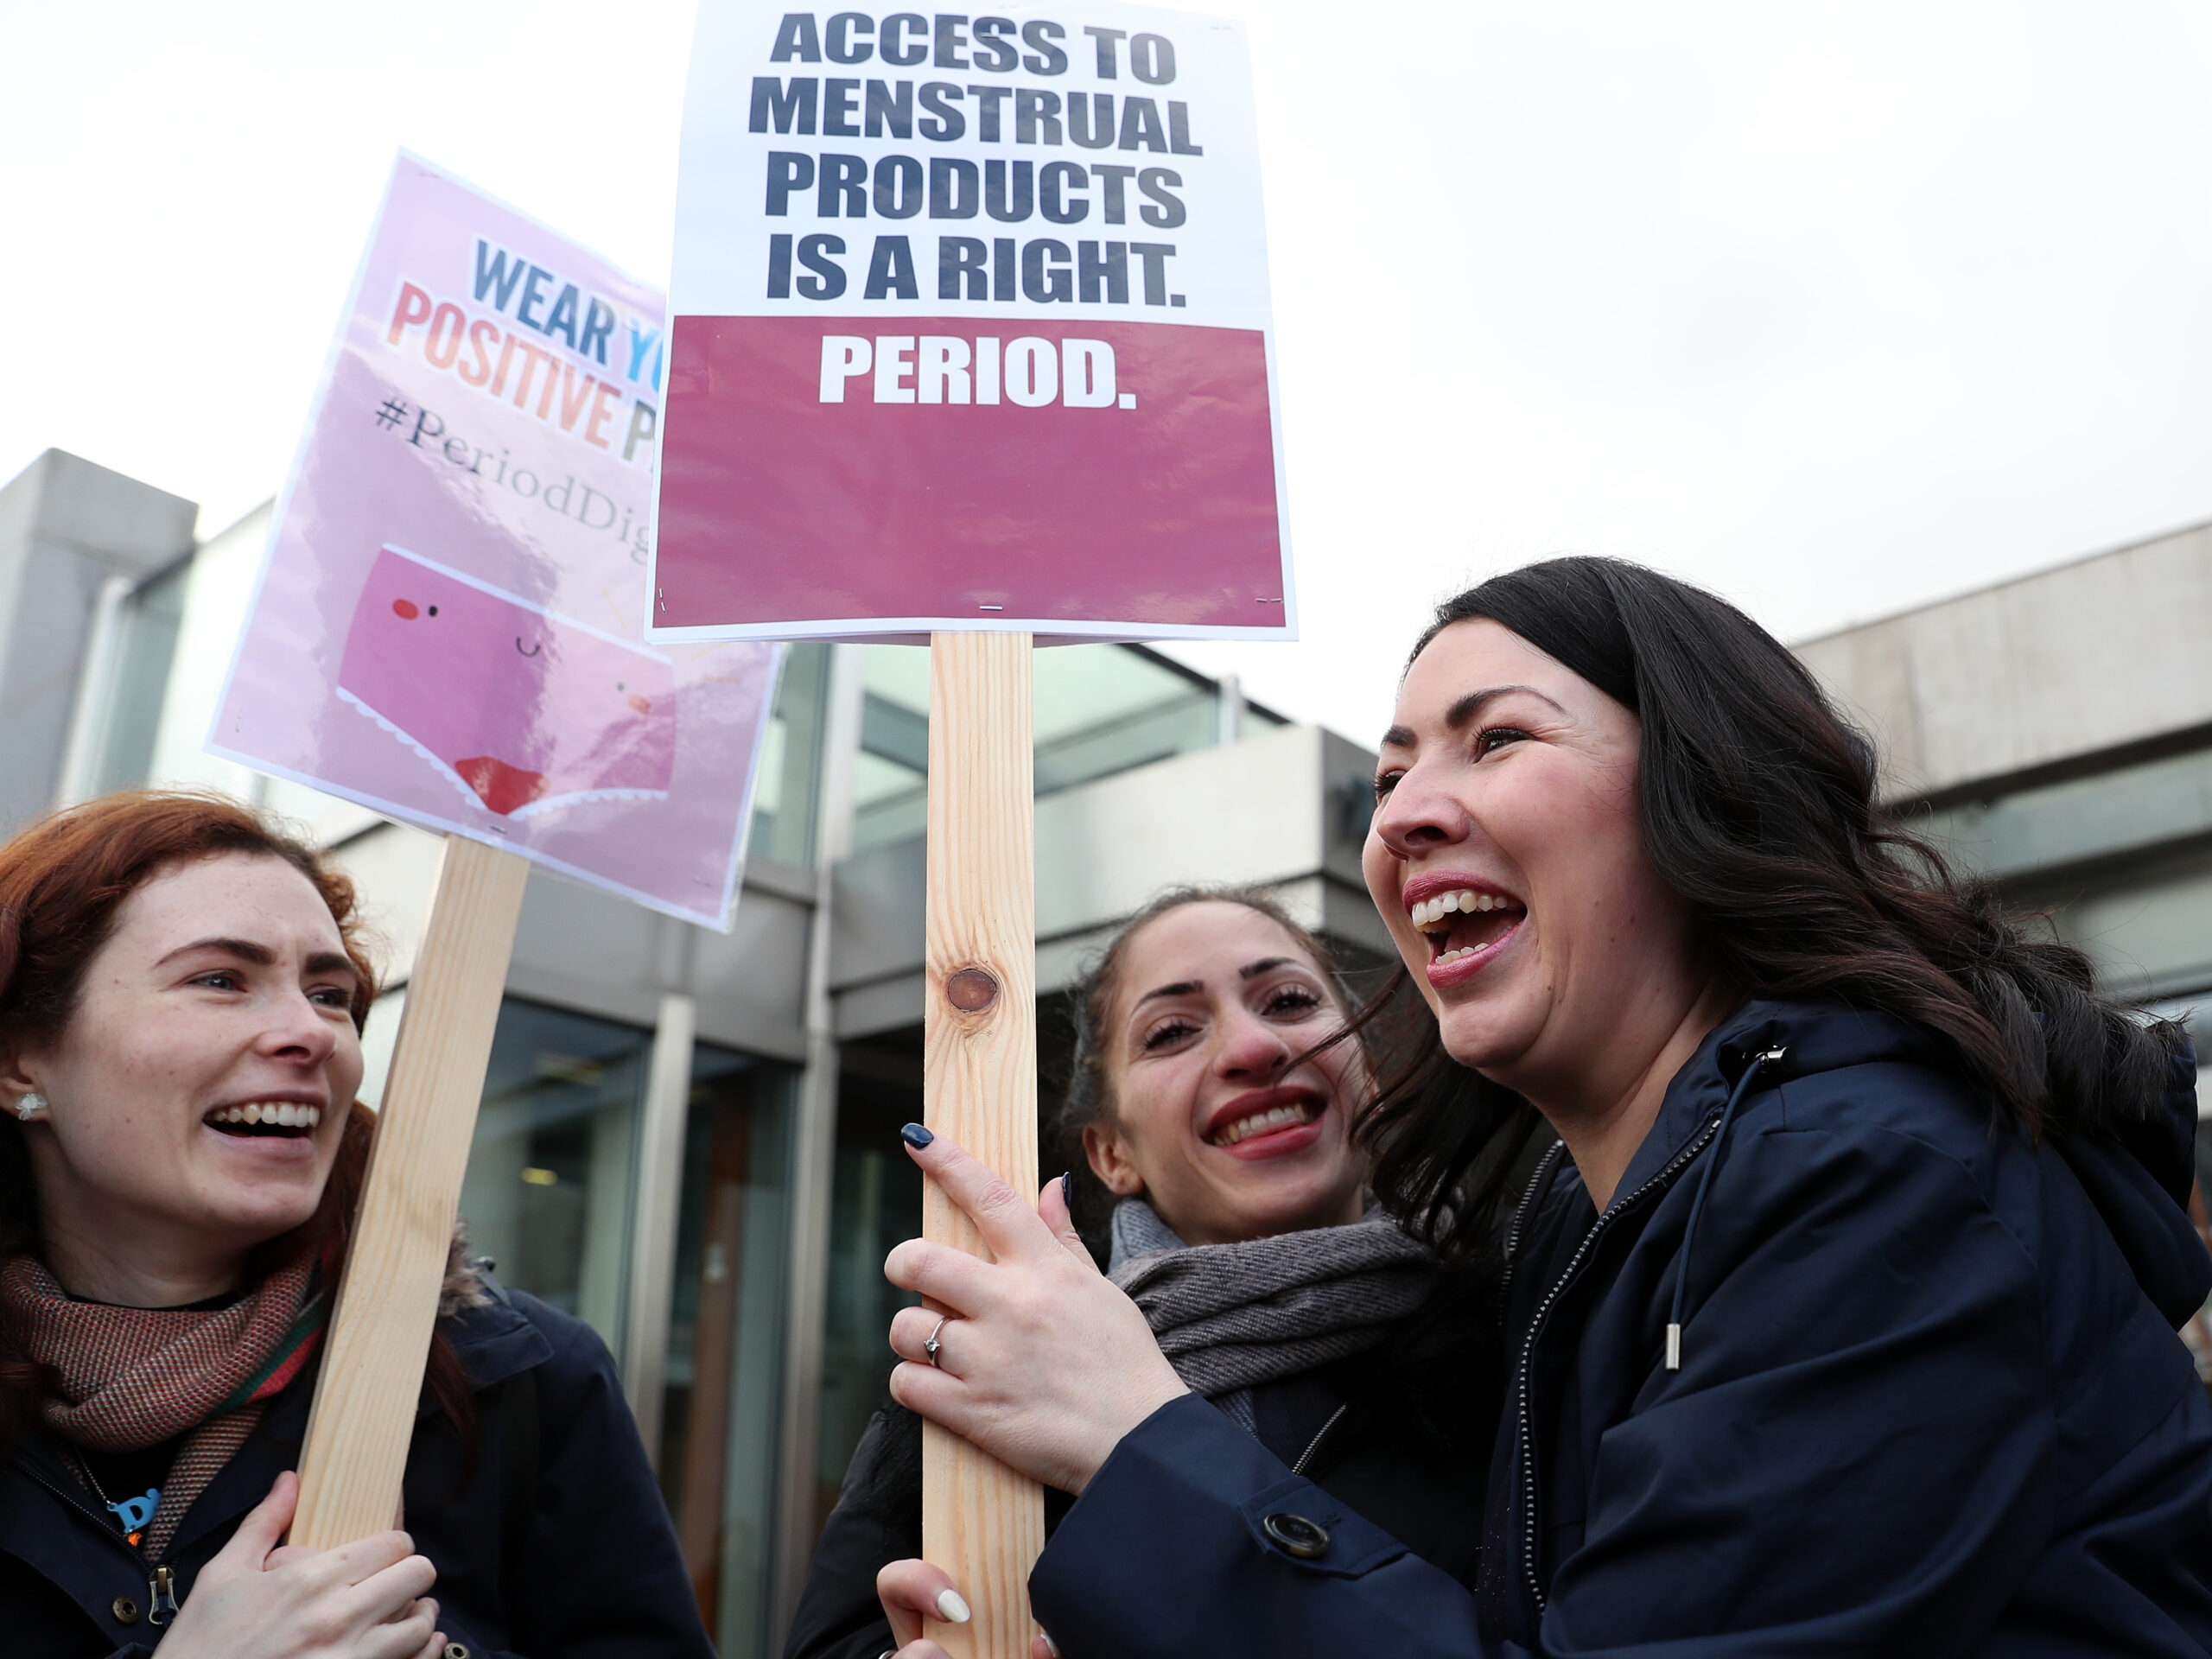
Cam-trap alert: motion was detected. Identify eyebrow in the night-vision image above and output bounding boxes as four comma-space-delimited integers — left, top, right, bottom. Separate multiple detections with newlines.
1130, 957, 1305, 1012
1380, 683, 1567, 750
157, 938, 359, 981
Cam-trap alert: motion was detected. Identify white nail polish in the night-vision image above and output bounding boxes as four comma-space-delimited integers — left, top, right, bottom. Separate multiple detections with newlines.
936, 1587, 973, 1624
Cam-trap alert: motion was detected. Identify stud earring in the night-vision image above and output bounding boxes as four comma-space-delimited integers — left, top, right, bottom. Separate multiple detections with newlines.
12, 1091, 48, 1123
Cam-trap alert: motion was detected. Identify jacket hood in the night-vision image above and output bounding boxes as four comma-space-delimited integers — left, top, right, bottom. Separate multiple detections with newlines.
1630, 999, 2212, 1328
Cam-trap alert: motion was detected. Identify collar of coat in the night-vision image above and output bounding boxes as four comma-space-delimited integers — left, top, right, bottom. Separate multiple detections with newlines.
4, 1269, 552, 1576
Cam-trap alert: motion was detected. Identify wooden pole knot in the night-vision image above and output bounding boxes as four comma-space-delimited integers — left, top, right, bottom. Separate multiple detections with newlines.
944, 967, 1001, 1012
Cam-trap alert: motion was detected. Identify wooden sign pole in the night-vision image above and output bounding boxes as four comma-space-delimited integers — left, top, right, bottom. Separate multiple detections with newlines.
921, 631, 1046, 1659
291, 834, 531, 1546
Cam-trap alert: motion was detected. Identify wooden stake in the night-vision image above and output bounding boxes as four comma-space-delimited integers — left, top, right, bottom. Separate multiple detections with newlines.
292, 835, 531, 1547
922, 631, 1045, 1659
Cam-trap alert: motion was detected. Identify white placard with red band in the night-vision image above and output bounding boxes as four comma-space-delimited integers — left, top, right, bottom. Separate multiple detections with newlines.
652, 1, 1291, 644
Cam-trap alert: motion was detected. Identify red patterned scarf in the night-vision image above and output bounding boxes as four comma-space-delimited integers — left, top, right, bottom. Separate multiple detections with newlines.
0, 1255, 325, 1558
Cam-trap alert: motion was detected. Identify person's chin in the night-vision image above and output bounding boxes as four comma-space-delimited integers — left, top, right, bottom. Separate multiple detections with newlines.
1435, 1001, 1540, 1076
193, 1170, 327, 1239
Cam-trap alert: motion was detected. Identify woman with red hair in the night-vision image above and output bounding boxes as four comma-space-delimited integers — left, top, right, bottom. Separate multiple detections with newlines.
0, 791, 711, 1659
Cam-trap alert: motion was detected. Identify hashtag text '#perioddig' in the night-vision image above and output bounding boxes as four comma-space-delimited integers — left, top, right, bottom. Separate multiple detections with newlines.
372, 397, 653, 565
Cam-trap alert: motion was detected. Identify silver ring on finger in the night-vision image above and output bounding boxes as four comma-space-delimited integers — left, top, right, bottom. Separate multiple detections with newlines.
925, 1313, 953, 1368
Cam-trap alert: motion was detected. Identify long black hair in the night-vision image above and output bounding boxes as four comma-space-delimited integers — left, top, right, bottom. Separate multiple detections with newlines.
1358, 556, 2185, 1262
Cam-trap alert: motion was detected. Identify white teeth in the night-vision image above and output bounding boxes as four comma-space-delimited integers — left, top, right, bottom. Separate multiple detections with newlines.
1210, 1101, 1319, 1147
206, 1103, 323, 1130
1413, 888, 1516, 932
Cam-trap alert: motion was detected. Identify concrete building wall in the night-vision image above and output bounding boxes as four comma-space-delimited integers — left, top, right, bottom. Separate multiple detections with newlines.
0, 450, 195, 828
1793, 518, 2212, 1113
1796, 521, 2212, 805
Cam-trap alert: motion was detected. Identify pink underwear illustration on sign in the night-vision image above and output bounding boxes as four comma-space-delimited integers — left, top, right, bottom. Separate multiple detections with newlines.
338, 544, 677, 818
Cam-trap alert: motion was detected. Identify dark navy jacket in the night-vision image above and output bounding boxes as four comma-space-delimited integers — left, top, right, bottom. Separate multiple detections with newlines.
786, 1357, 1492, 1659
1030, 1001, 2212, 1656
0, 1284, 714, 1659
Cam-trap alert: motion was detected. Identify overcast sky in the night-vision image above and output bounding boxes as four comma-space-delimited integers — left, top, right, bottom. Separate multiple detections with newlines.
8, 1, 2212, 749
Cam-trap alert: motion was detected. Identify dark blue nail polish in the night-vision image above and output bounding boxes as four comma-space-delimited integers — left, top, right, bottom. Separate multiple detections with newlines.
900, 1122, 934, 1148
1060, 1171, 1072, 1205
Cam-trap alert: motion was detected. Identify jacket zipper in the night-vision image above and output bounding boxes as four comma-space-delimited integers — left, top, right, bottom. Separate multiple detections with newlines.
1278, 1147, 1571, 1529
1290, 1150, 1565, 1488
14, 1458, 188, 1624
16, 1459, 137, 1548
1291, 1402, 1352, 1478
1512, 1114, 1726, 1617
1499, 1141, 1566, 1305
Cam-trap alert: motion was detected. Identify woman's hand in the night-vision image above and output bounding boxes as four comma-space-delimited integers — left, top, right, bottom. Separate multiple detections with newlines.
156, 1471, 446, 1659
875, 1558, 1058, 1659
886, 1131, 1188, 1496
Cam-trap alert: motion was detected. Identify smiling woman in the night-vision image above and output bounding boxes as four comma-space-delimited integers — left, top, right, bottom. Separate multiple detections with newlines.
863, 559, 2212, 1659
0, 791, 713, 1659
784, 888, 1503, 1659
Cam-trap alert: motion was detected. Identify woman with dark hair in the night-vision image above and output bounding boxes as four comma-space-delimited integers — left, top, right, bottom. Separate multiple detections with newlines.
872, 558, 2212, 1657
0, 791, 712, 1659
789, 888, 1500, 1659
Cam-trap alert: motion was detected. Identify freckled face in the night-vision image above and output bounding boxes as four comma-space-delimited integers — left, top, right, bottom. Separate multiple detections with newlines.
1363, 620, 1702, 1101
1084, 903, 1370, 1248
8, 854, 364, 1262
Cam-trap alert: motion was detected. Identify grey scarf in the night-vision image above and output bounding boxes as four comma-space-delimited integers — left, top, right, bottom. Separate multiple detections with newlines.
1107, 1198, 1438, 1433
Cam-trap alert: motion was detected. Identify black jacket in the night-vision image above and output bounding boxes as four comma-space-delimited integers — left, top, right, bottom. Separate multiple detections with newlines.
1026, 1001, 2212, 1657
784, 1274, 1501, 1659
0, 1282, 715, 1659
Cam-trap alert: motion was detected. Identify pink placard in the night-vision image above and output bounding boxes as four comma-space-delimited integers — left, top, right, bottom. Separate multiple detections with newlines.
210, 155, 777, 927
658, 315, 1283, 630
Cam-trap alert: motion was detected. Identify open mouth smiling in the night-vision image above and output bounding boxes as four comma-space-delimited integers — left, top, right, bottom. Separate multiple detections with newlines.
1204, 1087, 1325, 1150
1406, 878, 1528, 975
203, 1101, 323, 1139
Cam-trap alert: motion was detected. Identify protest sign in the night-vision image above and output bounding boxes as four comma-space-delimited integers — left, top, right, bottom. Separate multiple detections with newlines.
206, 156, 777, 1554
656, 10, 1286, 1654
211, 153, 778, 928
652, 1, 1289, 642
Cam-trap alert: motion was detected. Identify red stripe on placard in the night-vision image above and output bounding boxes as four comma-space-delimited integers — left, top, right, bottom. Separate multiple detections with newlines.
656, 316, 1284, 631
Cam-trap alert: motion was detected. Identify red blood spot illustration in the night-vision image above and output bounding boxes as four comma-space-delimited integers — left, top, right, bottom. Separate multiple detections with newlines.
454, 756, 550, 816
392, 599, 419, 620
627, 694, 652, 714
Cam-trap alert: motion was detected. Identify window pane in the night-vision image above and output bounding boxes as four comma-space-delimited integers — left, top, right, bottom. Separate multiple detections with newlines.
356, 988, 407, 1111
749, 642, 830, 868
90, 560, 188, 795
854, 646, 930, 851
658, 1044, 798, 1659
849, 642, 1243, 849
144, 509, 265, 796
460, 1000, 649, 1357
816, 1076, 923, 1513
1032, 645, 1196, 745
